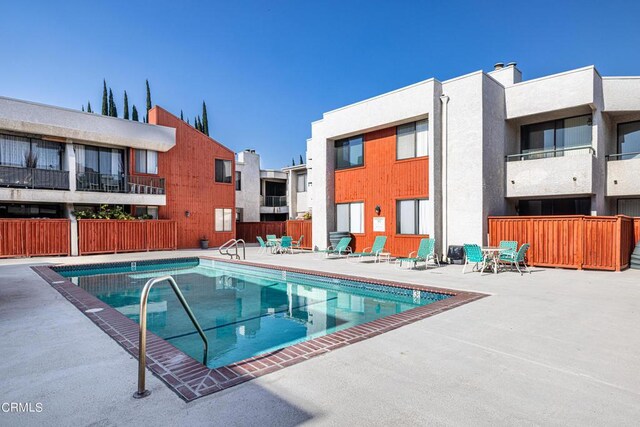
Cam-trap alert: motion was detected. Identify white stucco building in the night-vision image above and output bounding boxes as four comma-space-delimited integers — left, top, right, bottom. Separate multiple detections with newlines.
307, 63, 640, 256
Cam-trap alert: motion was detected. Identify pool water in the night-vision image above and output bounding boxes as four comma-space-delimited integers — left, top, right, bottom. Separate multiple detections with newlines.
57, 259, 450, 369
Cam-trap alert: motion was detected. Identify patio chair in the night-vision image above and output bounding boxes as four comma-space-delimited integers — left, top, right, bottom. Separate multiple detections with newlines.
499, 243, 531, 275
266, 234, 278, 253
462, 244, 489, 274
347, 236, 387, 263
396, 238, 439, 269
499, 240, 518, 258
292, 235, 304, 252
279, 236, 293, 254
315, 237, 352, 259
256, 236, 269, 255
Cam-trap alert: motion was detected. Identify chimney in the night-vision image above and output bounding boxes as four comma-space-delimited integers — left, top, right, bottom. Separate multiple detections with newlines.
507, 62, 517, 68
494, 62, 505, 71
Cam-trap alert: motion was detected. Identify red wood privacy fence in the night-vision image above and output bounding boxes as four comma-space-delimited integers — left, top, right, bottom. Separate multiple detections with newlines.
78, 220, 177, 255
488, 215, 637, 271
634, 218, 640, 246
235, 220, 313, 249
0, 219, 70, 258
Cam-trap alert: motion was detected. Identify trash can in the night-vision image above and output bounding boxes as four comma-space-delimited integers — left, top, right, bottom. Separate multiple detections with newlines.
447, 245, 465, 264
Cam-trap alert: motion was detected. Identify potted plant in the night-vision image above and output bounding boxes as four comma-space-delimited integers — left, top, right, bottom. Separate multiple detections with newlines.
200, 235, 209, 250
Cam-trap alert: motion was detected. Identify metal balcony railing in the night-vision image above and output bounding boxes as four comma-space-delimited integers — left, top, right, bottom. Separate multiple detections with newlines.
505, 145, 595, 162
0, 165, 70, 190
606, 152, 640, 161
263, 195, 287, 207
76, 172, 165, 194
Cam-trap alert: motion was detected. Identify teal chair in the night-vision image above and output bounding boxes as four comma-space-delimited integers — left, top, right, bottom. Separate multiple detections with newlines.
396, 238, 439, 269
347, 236, 387, 262
463, 244, 489, 274
266, 234, 277, 253
499, 240, 518, 258
292, 235, 304, 252
499, 243, 531, 275
256, 236, 269, 255
315, 237, 352, 258
279, 236, 293, 254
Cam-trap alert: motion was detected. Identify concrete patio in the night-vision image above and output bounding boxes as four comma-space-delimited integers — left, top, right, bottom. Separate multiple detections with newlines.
1, 247, 639, 426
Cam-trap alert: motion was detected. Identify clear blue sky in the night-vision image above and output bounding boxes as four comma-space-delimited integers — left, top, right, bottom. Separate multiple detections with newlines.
2, 0, 640, 168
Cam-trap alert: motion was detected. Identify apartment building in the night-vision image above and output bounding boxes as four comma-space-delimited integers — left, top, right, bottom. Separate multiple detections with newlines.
235, 149, 311, 221
308, 63, 640, 256
0, 97, 235, 251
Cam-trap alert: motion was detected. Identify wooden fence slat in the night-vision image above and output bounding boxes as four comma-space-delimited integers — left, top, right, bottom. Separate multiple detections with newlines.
78, 220, 177, 255
0, 219, 70, 258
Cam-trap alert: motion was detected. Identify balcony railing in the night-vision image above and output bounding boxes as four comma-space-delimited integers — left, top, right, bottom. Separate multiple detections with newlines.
606, 152, 640, 161
263, 195, 287, 207
76, 172, 165, 194
0, 165, 69, 190
505, 145, 595, 162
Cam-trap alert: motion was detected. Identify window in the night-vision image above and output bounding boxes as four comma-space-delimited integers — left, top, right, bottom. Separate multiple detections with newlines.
0, 133, 63, 169
518, 198, 591, 216
335, 135, 364, 169
75, 144, 123, 175
235, 171, 242, 190
396, 199, 428, 235
134, 149, 158, 174
215, 159, 232, 183
397, 120, 428, 160
215, 208, 233, 231
521, 115, 591, 157
617, 121, 640, 160
236, 208, 243, 222
297, 173, 307, 192
134, 206, 159, 219
617, 199, 640, 216
336, 202, 364, 233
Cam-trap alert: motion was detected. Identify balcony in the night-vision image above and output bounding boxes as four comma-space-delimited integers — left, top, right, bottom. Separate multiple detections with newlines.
505, 146, 595, 198
263, 195, 287, 207
606, 152, 640, 197
76, 172, 165, 195
0, 165, 69, 190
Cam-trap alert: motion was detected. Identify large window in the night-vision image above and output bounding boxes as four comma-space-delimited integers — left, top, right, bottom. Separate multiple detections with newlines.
335, 135, 364, 169
75, 144, 123, 175
134, 149, 158, 174
396, 199, 428, 235
134, 206, 159, 219
235, 171, 242, 190
0, 133, 63, 169
397, 120, 428, 160
297, 173, 307, 192
215, 159, 232, 183
617, 121, 640, 160
518, 198, 591, 216
215, 208, 233, 231
521, 115, 591, 157
336, 202, 364, 233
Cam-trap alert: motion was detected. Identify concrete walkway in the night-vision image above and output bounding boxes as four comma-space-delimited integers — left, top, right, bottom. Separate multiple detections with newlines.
1, 248, 639, 426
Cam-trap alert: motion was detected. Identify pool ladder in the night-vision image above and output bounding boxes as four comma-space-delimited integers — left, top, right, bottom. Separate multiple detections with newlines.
219, 238, 246, 260
133, 275, 208, 399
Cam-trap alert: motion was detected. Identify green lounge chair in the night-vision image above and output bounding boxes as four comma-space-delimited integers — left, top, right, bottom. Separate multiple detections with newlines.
256, 236, 269, 255
292, 235, 304, 252
347, 236, 387, 262
499, 243, 531, 275
463, 243, 489, 274
315, 237, 352, 258
499, 240, 518, 258
279, 236, 293, 254
266, 234, 277, 253
396, 238, 439, 269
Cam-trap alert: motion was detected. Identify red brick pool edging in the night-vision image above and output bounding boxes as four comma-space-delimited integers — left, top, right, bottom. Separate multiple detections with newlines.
32, 258, 487, 402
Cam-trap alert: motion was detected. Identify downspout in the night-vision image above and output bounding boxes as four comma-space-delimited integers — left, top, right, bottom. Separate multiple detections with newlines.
440, 94, 450, 262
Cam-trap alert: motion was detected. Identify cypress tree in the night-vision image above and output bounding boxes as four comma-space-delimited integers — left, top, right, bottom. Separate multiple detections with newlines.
195, 116, 201, 132
108, 88, 118, 117
187, 118, 190, 125
180, 110, 184, 120
82, 105, 85, 112
123, 91, 129, 120
132, 105, 139, 121
202, 101, 209, 136
292, 157, 295, 166
87, 101, 92, 113
299, 154, 304, 165
145, 79, 151, 122
101, 80, 108, 115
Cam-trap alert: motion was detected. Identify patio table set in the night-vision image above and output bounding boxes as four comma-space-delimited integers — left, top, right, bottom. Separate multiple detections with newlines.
462, 241, 531, 275
256, 234, 305, 254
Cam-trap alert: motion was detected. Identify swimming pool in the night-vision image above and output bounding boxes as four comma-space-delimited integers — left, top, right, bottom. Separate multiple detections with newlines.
37, 257, 484, 400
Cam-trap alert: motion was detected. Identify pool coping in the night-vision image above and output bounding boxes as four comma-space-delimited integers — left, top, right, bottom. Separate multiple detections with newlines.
32, 257, 487, 402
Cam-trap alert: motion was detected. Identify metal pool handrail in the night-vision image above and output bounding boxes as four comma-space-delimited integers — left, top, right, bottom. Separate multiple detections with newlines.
133, 275, 209, 399
218, 238, 246, 260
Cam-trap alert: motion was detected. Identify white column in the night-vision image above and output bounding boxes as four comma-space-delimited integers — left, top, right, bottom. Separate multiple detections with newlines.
63, 203, 79, 256
65, 142, 76, 192
440, 94, 450, 260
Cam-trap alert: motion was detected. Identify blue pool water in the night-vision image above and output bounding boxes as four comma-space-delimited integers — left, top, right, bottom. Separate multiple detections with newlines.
57, 258, 450, 369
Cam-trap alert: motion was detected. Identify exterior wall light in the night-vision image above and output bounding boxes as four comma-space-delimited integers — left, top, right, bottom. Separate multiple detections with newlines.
511, 180, 515, 184
614, 180, 618, 184
185, 210, 191, 218
573, 177, 577, 181
375, 205, 381, 215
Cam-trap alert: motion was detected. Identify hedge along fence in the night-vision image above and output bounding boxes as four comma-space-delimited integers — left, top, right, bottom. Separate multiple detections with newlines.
0, 219, 70, 258
78, 219, 177, 255
488, 215, 636, 271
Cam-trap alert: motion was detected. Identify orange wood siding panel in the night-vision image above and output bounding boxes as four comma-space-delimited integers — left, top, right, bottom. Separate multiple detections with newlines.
334, 127, 429, 256
488, 215, 637, 271
147, 107, 235, 249
78, 220, 177, 255
0, 219, 70, 258
286, 220, 312, 249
